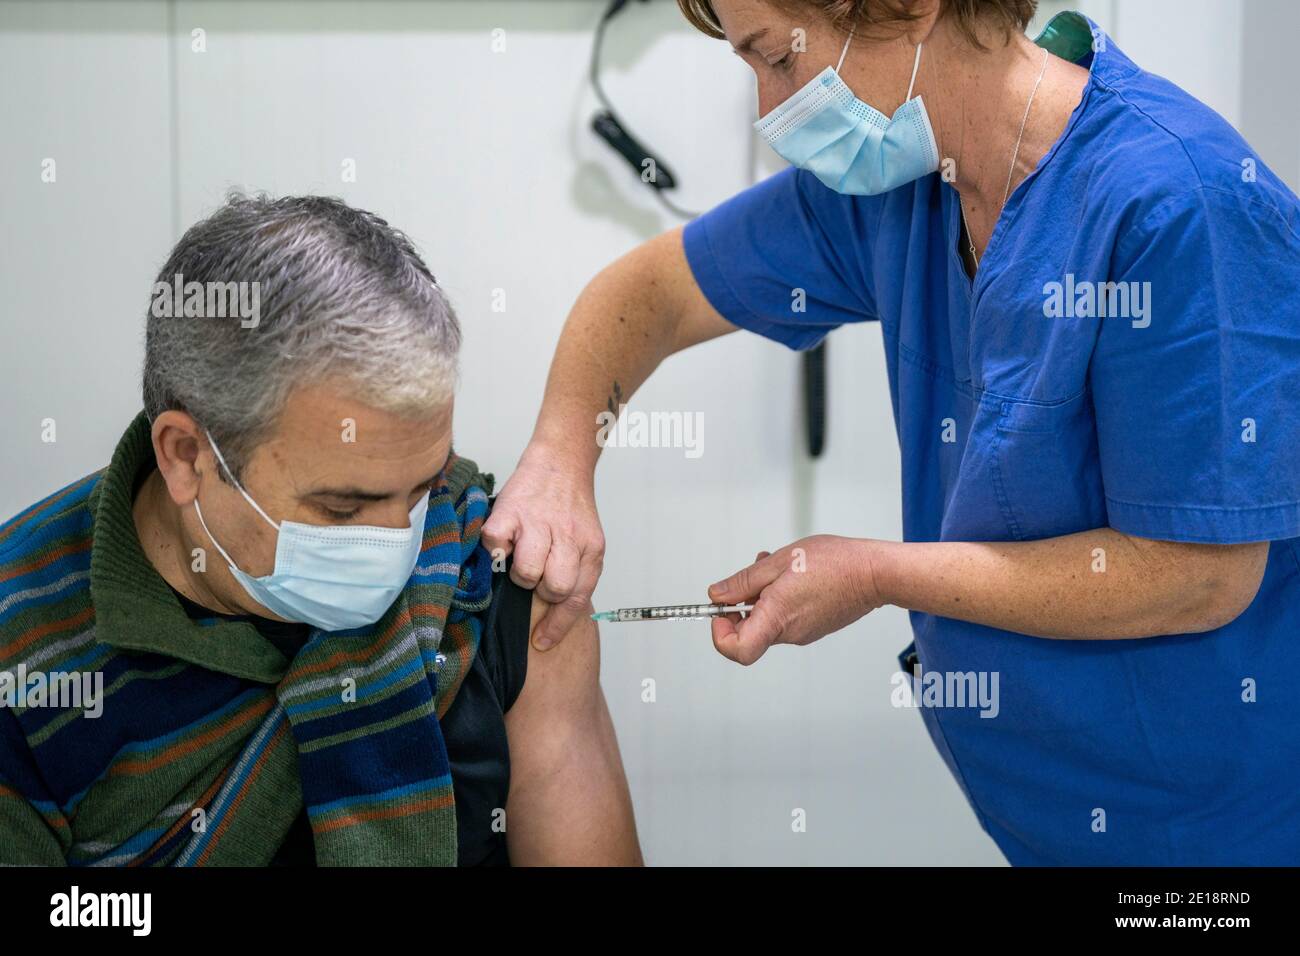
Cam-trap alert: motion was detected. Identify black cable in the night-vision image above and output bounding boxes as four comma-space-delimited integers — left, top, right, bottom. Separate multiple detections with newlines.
589, 0, 702, 219
803, 343, 828, 458
589, 0, 630, 116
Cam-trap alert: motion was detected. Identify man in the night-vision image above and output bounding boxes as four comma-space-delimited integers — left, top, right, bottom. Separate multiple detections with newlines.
0, 194, 641, 866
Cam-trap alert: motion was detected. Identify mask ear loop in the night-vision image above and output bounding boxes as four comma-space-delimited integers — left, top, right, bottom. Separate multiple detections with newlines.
203, 429, 281, 532
836, 30, 922, 103
191, 429, 283, 576
905, 42, 924, 101
192, 496, 244, 573
835, 27, 855, 73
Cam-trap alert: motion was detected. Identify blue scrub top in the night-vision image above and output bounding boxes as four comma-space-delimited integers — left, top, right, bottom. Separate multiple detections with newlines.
683, 11, 1300, 865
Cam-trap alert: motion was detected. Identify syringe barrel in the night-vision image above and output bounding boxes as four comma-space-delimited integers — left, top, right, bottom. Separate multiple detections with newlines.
645, 604, 716, 619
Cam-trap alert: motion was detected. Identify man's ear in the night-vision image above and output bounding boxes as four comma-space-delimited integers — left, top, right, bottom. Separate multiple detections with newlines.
151, 410, 207, 507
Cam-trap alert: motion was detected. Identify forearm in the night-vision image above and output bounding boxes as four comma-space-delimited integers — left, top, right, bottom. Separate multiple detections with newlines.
529, 227, 714, 471
870, 528, 1267, 640
487, 229, 733, 630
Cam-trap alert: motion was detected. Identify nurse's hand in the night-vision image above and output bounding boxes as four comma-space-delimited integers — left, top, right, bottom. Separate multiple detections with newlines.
482, 442, 605, 651
707, 535, 884, 665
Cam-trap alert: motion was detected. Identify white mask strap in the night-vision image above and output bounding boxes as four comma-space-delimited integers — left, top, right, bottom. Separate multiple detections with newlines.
204, 429, 281, 532
835, 28, 854, 73
193, 496, 243, 573
906, 42, 924, 101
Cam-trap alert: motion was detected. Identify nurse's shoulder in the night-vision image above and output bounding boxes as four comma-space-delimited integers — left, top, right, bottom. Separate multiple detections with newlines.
1080, 64, 1298, 234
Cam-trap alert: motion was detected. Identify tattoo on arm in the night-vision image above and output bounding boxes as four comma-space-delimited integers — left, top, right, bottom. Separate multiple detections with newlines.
606, 381, 623, 417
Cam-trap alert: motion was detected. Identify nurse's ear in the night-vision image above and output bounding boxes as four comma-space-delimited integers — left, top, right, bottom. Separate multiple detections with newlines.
898, 0, 943, 46
151, 410, 207, 507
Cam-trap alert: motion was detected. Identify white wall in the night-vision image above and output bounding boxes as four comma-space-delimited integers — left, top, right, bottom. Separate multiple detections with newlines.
2, 0, 1294, 866
1110, 0, 1243, 128
1239, 0, 1300, 192
0, 1, 174, 507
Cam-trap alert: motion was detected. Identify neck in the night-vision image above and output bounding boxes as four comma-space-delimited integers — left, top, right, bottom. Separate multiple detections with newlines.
913, 21, 1089, 215
133, 468, 251, 617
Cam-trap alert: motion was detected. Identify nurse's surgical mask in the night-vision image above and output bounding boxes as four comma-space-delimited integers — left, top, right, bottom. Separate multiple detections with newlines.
755, 30, 940, 195
192, 429, 429, 633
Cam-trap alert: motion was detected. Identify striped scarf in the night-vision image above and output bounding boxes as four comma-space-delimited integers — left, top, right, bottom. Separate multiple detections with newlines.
0, 412, 494, 866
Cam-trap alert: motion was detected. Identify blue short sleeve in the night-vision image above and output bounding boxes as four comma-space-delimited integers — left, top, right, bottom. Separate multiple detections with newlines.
682, 167, 878, 351
1091, 186, 1300, 543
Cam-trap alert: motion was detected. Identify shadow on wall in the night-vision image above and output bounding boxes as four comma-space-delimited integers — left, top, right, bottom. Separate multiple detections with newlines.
565, 0, 711, 239
570, 160, 666, 237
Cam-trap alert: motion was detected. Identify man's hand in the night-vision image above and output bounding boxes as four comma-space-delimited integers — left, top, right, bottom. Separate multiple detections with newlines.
482, 441, 606, 651
707, 535, 885, 665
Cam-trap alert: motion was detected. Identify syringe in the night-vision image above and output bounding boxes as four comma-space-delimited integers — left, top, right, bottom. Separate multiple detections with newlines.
591, 603, 754, 623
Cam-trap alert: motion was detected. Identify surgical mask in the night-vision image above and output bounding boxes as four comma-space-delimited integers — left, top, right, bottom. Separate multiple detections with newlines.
192, 430, 429, 633
754, 31, 939, 195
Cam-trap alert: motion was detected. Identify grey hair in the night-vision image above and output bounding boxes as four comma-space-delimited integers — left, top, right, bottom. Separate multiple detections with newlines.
142, 192, 460, 481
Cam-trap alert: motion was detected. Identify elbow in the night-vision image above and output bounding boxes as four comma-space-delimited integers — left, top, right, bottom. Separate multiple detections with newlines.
1169, 543, 1269, 634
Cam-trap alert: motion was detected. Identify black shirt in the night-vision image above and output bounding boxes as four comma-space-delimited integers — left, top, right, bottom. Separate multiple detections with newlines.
168, 569, 532, 866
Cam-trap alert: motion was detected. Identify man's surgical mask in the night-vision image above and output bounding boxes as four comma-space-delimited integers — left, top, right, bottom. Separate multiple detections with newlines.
192, 430, 429, 633
755, 30, 940, 195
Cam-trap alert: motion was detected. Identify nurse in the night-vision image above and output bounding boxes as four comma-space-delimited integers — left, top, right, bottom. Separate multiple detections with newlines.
484, 1, 1300, 864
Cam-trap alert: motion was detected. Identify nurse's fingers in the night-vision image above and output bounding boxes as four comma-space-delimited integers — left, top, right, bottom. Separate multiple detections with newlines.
711, 615, 745, 663
509, 523, 552, 590
533, 590, 594, 652
711, 602, 778, 666
709, 552, 782, 604
480, 507, 518, 560
534, 546, 603, 650
535, 538, 580, 605
530, 540, 582, 651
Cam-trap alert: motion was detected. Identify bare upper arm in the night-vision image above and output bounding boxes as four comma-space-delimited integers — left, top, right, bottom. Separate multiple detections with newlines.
502, 594, 641, 865
651, 226, 740, 352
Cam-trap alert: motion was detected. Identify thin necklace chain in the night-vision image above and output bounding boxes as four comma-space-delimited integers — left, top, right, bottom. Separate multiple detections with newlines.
960, 47, 1051, 271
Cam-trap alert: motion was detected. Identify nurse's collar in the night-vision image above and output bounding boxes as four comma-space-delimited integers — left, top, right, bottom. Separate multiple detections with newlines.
1034, 11, 1097, 65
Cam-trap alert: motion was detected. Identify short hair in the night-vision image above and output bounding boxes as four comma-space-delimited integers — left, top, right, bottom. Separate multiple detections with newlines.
677, 0, 1039, 49
142, 193, 460, 481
